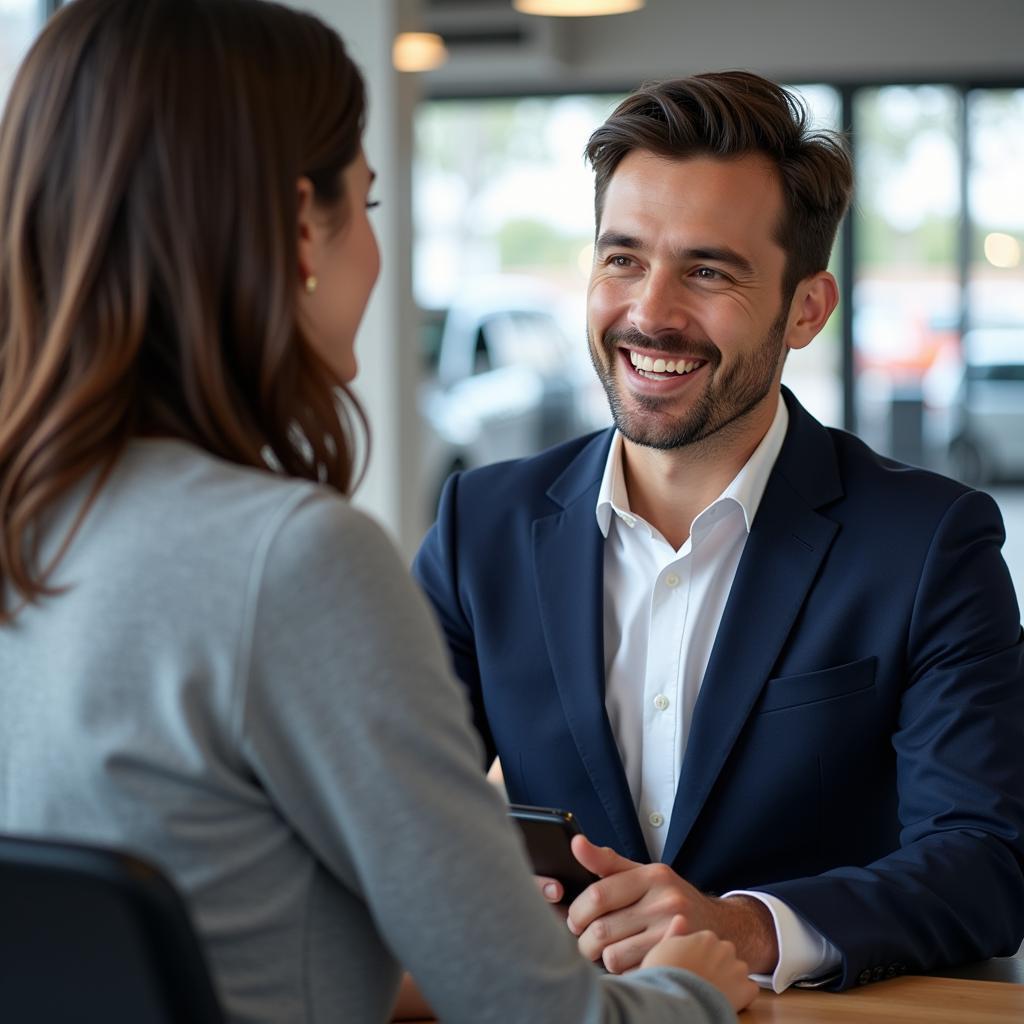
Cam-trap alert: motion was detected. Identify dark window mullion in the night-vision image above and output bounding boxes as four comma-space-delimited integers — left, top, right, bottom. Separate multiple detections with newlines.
840, 84, 857, 434
957, 87, 971, 344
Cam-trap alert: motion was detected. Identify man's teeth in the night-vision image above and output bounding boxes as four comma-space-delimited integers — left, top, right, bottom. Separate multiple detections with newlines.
628, 351, 701, 375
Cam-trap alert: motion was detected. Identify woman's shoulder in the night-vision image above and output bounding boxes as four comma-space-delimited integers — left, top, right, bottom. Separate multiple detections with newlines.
262, 477, 401, 585
99, 439, 398, 586
117, 439, 376, 538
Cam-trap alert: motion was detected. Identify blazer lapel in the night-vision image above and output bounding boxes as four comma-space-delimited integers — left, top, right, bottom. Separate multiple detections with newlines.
533, 431, 649, 862
661, 392, 843, 865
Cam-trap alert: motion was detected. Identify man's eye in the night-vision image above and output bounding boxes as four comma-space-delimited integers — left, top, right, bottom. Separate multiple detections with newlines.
609, 255, 634, 268
366, 200, 381, 210
694, 266, 722, 280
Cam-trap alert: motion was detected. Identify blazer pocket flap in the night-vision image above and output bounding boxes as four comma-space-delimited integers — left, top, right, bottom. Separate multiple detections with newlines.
758, 656, 878, 713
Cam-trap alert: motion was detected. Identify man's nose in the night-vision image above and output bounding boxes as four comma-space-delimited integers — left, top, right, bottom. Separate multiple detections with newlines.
629, 268, 691, 339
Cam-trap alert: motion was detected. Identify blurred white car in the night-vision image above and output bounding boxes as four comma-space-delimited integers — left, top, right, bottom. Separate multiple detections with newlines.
923, 327, 1024, 483
418, 277, 594, 518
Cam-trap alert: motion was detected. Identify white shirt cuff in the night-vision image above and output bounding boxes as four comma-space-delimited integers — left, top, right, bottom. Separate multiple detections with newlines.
722, 889, 842, 993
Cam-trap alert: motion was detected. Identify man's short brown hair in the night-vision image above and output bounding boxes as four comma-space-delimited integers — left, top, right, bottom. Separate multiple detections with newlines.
585, 71, 853, 300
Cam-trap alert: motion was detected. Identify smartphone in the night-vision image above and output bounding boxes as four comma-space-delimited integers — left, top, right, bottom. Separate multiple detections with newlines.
508, 804, 599, 904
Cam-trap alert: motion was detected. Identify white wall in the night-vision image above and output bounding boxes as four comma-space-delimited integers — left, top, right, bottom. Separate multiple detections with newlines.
290, 0, 423, 558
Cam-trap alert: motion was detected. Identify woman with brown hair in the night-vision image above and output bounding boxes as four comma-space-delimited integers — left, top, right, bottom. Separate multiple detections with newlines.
0, 1, 755, 1021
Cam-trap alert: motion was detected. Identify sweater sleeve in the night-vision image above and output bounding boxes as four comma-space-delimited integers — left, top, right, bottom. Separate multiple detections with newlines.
237, 490, 736, 1024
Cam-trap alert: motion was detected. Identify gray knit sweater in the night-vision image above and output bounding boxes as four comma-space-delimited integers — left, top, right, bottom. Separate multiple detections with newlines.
0, 440, 735, 1024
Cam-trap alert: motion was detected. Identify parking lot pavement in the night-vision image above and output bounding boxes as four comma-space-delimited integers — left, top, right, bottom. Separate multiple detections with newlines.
990, 487, 1024, 608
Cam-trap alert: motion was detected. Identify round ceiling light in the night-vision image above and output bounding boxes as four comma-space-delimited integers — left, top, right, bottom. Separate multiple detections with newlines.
513, 0, 645, 16
392, 32, 448, 73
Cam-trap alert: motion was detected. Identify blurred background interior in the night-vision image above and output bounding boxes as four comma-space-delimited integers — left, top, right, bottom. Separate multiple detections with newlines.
4, 0, 1022, 601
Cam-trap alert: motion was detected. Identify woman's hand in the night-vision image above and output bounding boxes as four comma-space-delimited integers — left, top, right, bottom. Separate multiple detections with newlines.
641, 917, 759, 1012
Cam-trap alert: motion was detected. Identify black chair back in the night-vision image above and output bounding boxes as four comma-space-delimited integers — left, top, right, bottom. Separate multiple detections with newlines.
0, 833, 225, 1023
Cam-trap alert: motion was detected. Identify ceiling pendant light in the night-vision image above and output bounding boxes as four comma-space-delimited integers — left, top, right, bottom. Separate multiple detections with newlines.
392, 32, 448, 73
513, 0, 645, 16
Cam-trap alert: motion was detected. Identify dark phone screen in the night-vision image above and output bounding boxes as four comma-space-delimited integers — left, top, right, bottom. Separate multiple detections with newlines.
508, 804, 599, 903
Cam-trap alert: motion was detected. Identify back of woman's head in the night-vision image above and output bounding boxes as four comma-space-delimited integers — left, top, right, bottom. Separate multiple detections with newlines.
0, 0, 367, 615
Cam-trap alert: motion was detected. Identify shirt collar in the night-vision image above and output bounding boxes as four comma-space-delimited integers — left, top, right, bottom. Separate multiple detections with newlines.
595, 431, 632, 537
595, 393, 789, 539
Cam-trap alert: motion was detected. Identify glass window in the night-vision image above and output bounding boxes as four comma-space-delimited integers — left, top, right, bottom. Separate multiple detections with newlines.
414, 95, 622, 314
412, 80, 1024, 531
414, 95, 623, 518
852, 85, 961, 463
967, 89, 1024, 328
780, 84, 843, 428
924, 92, 1024, 490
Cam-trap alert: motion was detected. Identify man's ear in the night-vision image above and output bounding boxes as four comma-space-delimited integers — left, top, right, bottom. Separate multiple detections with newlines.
296, 176, 317, 284
786, 271, 839, 352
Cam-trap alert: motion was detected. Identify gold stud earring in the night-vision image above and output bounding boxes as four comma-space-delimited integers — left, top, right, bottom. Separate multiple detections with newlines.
305, 274, 318, 295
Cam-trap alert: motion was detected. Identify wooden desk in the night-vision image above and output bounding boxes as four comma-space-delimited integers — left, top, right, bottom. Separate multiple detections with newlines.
742, 974, 1023, 1022
403, 965, 1024, 1023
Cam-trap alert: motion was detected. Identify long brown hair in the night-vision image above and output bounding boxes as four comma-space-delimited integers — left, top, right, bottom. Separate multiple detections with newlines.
585, 71, 853, 301
0, 0, 368, 618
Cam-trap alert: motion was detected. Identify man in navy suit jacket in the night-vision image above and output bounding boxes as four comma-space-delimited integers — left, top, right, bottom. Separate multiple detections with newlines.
413, 72, 1024, 992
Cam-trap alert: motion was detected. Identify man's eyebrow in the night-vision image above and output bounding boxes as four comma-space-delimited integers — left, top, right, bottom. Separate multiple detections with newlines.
679, 246, 755, 276
595, 231, 646, 252
595, 234, 756, 277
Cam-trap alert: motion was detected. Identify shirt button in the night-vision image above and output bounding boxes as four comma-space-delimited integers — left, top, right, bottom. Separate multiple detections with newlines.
664, 573, 680, 588
648, 812, 665, 828
653, 694, 670, 711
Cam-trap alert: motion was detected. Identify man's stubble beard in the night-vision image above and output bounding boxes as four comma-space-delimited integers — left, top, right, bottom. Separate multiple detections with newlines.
587, 309, 788, 451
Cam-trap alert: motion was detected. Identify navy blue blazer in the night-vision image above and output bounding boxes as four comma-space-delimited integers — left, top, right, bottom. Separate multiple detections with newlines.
413, 388, 1024, 990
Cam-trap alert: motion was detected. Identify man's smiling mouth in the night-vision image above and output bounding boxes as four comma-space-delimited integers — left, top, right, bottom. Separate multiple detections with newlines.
628, 350, 707, 380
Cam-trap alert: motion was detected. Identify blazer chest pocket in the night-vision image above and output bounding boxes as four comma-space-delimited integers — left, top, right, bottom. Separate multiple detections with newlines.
757, 656, 877, 714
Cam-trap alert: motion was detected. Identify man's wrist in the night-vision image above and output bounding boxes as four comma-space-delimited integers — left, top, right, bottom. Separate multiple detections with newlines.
716, 894, 780, 974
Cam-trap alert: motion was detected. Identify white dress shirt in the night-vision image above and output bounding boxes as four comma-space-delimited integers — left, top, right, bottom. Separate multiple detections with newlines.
595, 395, 841, 992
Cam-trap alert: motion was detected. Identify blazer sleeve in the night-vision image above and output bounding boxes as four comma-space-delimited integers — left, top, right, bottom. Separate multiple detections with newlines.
756, 488, 1024, 989
412, 471, 497, 768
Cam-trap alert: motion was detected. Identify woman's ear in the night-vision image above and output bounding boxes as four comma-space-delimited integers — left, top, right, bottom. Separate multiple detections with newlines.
296, 175, 317, 285
786, 271, 839, 352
